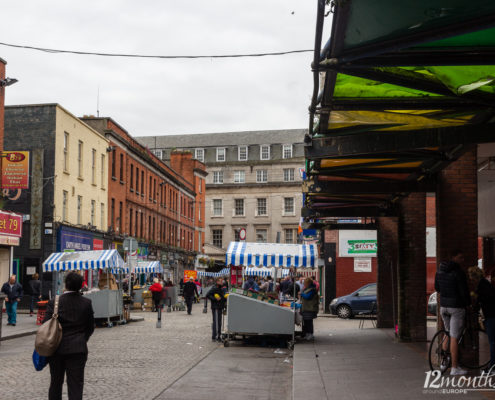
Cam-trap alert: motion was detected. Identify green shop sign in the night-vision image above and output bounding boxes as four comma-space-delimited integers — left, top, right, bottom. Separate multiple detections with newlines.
347, 240, 377, 254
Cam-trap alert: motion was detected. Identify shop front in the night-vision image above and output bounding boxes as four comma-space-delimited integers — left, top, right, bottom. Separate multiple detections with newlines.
0, 210, 23, 286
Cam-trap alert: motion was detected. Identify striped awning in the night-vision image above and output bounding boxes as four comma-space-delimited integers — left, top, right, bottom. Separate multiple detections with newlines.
245, 267, 273, 277
43, 250, 125, 272
134, 261, 162, 274
226, 242, 318, 268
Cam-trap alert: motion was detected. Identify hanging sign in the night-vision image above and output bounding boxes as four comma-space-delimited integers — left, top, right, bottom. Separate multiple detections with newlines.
2, 151, 30, 189
184, 270, 197, 281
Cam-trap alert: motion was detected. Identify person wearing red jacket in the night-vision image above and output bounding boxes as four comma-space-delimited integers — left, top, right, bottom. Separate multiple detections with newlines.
149, 278, 163, 312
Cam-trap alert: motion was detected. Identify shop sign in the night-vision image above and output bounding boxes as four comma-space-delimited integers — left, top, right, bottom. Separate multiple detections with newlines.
0, 236, 20, 245
338, 230, 377, 257
347, 240, 377, 254
184, 270, 197, 281
354, 258, 372, 272
0, 210, 22, 237
1, 151, 30, 189
59, 227, 92, 251
93, 239, 104, 251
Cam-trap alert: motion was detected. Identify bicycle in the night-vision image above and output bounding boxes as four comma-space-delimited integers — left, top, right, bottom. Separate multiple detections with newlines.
429, 312, 490, 373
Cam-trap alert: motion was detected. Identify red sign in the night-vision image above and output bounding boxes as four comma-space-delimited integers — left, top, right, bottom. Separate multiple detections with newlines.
0, 211, 22, 237
93, 239, 104, 250
184, 270, 197, 281
2, 151, 30, 189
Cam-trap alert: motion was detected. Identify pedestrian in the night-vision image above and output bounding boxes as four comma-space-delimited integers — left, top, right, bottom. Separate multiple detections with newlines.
468, 266, 495, 374
149, 278, 163, 312
434, 249, 470, 376
44, 271, 95, 400
1, 275, 23, 326
206, 277, 227, 342
259, 276, 274, 293
300, 277, 319, 341
29, 272, 42, 317
183, 277, 199, 315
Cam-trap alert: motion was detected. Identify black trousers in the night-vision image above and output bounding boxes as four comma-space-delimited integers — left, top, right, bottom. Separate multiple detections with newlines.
302, 318, 314, 335
49, 353, 88, 400
185, 296, 194, 314
212, 308, 223, 339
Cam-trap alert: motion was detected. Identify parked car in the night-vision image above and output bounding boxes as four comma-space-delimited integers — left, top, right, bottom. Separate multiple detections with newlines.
428, 292, 437, 315
330, 283, 376, 319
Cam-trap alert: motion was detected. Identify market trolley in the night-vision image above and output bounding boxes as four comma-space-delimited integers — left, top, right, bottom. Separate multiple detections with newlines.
42, 249, 126, 327
222, 242, 318, 348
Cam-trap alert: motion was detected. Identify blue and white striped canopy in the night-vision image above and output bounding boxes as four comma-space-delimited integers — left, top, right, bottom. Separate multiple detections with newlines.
226, 242, 318, 268
134, 261, 162, 274
43, 250, 125, 272
245, 267, 273, 277
198, 268, 230, 278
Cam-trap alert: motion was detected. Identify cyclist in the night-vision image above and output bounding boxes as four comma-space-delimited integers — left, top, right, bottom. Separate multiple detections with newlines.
434, 249, 470, 375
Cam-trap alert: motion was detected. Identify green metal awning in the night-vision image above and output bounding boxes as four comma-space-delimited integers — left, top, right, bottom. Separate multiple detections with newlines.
304, 0, 495, 219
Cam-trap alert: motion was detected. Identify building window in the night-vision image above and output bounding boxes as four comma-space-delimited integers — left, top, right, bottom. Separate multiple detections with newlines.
257, 198, 267, 216
91, 149, 96, 185
282, 144, 293, 159
284, 197, 295, 215
119, 202, 123, 233
195, 148, 204, 162
62, 190, 68, 222
213, 171, 223, 184
101, 154, 105, 188
111, 148, 116, 178
256, 170, 268, 183
283, 168, 295, 182
153, 149, 162, 159
129, 208, 133, 234
90, 200, 95, 226
136, 167, 139, 193
234, 229, 241, 242
213, 199, 222, 216
119, 153, 124, 182
212, 229, 223, 248
149, 176, 153, 200
234, 199, 244, 216
101, 203, 105, 229
77, 195, 82, 225
238, 146, 248, 161
256, 229, 267, 243
130, 164, 134, 190
63, 132, 69, 173
141, 171, 144, 195
284, 229, 294, 244
234, 170, 245, 183
199, 201, 202, 221
198, 178, 202, 193
110, 198, 115, 230
135, 210, 138, 237
216, 148, 226, 162
260, 145, 270, 160
140, 212, 143, 238
78, 141, 83, 178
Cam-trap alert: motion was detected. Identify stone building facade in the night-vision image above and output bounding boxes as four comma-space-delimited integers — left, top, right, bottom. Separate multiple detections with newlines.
137, 129, 306, 259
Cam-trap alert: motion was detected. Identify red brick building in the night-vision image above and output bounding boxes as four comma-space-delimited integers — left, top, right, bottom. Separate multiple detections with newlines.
82, 117, 206, 279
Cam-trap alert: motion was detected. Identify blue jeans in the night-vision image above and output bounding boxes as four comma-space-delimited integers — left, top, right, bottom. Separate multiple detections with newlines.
5, 300, 18, 324
485, 317, 495, 368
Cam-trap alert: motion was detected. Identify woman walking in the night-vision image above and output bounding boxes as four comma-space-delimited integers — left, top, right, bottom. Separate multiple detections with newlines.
300, 277, 319, 341
29, 273, 41, 317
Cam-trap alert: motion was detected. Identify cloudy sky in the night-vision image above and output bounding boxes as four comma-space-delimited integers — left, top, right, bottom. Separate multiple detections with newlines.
1, 1, 331, 136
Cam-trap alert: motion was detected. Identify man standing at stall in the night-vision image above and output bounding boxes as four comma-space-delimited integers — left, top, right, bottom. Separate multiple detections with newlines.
207, 278, 227, 342
1, 275, 23, 326
183, 277, 199, 315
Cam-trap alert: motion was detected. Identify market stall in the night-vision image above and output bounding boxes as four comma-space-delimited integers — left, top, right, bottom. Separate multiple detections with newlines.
224, 242, 318, 348
42, 249, 126, 326
132, 261, 163, 308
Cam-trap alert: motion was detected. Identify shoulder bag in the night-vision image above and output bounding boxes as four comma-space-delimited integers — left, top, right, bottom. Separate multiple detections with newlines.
35, 295, 62, 357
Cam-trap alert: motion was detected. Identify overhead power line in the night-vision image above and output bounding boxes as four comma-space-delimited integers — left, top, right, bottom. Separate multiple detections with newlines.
0, 41, 313, 59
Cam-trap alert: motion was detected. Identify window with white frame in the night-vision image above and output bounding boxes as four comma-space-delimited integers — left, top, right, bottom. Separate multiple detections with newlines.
153, 149, 163, 159
234, 170, 245, 183
234, 199, 244, 216
62, 190, 68, 221
213, 171, 223, 184
100, 203, 105, 229
212, 229, 223, 247
213, 199, 223, 216
284, 228, 294, 244
91, 149, 96, 184
284, 197, 295, 215
256, 229, 267, 243
256, 170, 268, 183
238, 146, 248, 161
283, 168, 295, 182
216, 148, 226, 162
257, 198, 267, 216
101, 154, 105, 188
282, 144, 293, 159
260, 145, 270, 160
78, 141, 83, 178
195, 148, 204, 162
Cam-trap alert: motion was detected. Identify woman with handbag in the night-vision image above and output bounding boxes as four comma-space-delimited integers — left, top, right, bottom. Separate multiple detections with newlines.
43, 272, 95, 400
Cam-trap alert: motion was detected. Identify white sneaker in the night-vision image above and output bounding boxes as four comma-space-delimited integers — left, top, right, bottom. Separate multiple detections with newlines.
450, 367, 467, 376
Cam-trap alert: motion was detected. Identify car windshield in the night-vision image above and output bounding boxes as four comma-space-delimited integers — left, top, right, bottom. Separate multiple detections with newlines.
356, 285, 376, 296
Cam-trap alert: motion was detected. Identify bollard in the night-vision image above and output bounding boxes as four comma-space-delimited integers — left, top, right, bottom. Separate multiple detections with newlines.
156, 305, 162, 328
203, 297, 208, 314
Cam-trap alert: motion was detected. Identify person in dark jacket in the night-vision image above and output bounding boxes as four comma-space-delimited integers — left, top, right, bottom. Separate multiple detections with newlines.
183, 277, 199, 314
43, 271, 95, 400
1, 275, 23, 326
243, 276, 258, 291
434, 249, 470, 376
206, 278, 227, 341
149, 278, 163, 312
468, 266, 495, 372
300, 278, 319, 341
29, 273, 41, 316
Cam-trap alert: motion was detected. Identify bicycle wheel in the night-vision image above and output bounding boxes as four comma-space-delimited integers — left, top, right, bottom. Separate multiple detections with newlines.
459, 328, 490, 369
429, 330, 451, 373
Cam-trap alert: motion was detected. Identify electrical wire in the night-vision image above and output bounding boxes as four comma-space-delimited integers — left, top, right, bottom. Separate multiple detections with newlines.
0, 41, 312, 60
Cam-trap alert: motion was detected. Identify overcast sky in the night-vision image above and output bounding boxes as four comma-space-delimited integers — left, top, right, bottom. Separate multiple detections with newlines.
0, 1, 330, 136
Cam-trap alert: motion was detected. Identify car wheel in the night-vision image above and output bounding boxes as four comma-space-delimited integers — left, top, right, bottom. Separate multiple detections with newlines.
336, 304, 352, 319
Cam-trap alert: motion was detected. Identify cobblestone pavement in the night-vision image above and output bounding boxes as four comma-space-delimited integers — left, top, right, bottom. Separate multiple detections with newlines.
0, 309, 219, 400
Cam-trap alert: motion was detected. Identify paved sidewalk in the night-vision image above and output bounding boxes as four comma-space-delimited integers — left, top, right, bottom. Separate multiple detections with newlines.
1, 311, 39, 340
293, 318, 489, 400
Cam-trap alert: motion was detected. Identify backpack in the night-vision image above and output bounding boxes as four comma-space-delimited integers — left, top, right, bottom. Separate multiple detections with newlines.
35, 295, 62, 357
